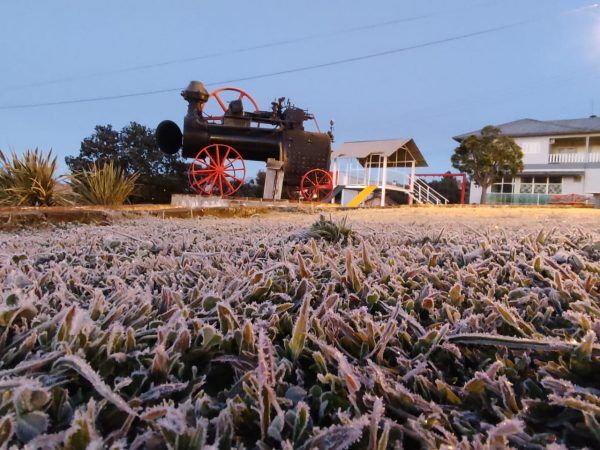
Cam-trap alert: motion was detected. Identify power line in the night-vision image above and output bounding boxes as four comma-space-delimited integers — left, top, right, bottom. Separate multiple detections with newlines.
0, 4, 597, 111
0, 1, 498, 92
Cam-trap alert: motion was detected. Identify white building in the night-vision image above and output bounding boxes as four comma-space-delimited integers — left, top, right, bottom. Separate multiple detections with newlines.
454, 117, 600, 205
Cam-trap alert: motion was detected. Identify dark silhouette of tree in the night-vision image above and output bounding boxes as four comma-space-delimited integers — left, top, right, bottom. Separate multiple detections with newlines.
451, 126, 523, 204
426, 172, 468, 204
236, 170, 266, 198
66, 122, 190, 203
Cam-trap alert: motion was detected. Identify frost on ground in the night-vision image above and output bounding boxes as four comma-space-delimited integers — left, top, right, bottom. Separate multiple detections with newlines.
0, 207, 599, 449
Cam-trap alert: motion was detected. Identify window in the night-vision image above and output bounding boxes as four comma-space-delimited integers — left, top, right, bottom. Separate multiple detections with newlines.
520, 142, 540, 154
548, 176, 562, 194
492, 176, 514, 194
520, 176, 562, 194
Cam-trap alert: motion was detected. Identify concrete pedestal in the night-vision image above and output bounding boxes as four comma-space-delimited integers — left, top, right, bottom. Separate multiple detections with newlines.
263, 158, 285, 200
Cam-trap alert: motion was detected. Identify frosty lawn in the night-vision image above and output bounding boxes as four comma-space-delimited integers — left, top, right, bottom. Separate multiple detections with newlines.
0, 207, 599, 449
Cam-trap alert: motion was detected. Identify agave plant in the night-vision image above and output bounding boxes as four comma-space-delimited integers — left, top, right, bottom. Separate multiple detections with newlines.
70, 161, 138, 205
0, 149, 66, 206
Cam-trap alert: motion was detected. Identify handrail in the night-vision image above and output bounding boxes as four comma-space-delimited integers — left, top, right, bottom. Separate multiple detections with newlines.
410, 177, 449, 205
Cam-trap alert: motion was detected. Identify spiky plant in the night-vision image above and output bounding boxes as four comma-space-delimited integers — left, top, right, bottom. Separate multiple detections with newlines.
0, 154, 10, 204
302, 214, 353, 244
70, 161, 138, 205
0, 149, 66, 206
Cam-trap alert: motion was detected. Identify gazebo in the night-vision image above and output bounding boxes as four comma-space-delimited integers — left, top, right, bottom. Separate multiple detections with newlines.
332, 138, 446, 206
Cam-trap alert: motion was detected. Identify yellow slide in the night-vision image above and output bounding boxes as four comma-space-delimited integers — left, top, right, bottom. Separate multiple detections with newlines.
345, 185, 377, 207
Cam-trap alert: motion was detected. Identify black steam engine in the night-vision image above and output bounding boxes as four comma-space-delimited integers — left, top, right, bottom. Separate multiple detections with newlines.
156, 81, 333, 200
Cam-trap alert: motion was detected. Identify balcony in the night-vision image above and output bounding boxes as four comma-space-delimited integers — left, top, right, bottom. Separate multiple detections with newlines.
548, 136, 600, 164
548, 152, 600, 164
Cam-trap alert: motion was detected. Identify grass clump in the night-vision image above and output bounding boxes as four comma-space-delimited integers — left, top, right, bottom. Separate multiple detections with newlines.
303, 214, 353, 244
70, 161, 138, 205
0, 149, 67, 206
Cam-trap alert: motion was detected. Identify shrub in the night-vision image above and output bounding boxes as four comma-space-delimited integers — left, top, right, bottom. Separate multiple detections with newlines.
0, 149, 66, 206
70, 161, 138, 205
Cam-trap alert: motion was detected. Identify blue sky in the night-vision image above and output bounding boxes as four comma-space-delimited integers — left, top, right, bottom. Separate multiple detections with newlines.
1, 0, 600, 176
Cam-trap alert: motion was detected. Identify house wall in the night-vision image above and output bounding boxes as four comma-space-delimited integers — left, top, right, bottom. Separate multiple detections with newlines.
562, 176, 585, 195
584, 169, 600, 194
514, 137, 550, 165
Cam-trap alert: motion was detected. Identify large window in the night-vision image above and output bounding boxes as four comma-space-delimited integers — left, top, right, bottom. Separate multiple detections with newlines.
491, 176, 514, 194
519, 176, 561, 194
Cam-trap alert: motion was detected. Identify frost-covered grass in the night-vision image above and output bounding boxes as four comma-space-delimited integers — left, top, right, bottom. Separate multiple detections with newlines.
0, 208, 600, 449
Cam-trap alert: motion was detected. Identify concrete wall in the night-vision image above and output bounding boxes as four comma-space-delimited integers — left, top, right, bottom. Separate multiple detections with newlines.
469, 182, 483, 204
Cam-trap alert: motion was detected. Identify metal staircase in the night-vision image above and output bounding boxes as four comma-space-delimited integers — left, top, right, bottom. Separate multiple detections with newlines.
409, 177, 449, 205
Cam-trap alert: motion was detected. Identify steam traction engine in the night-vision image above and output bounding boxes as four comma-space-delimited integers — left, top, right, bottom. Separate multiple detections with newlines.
156, 81, 333, 201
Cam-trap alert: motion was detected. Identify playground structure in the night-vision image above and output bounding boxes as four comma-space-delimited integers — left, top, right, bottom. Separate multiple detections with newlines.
332, 139, 464, 206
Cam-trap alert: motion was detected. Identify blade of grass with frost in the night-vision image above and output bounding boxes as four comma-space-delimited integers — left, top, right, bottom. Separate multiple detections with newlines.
289, 292, 311, 361
296, 252, 312, 278
53, 355, 136, 416
361, 240, 373, 274
299, 416, 368, 450
448, 333, 600, 356
257, 329, 283, 441
368, 397, 384, 450
367, 302, 400, 361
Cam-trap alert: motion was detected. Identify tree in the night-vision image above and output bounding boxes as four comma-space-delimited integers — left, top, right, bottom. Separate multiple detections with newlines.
66, 122, 190, 203
426, 172, 467, 204
451, 126, 523, 204
236, 170, 266, 198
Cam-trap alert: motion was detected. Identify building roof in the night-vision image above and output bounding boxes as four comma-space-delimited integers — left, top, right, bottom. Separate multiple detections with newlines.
453, 116, 600, 141
333, 138, 428, 167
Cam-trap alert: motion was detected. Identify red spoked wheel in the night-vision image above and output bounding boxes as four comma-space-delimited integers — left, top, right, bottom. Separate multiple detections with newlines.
201, 87, 260, 122
188, 144, 246, 196
300, 169, 333, 202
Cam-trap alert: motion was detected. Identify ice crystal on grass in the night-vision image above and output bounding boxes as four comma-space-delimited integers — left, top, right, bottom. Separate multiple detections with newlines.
0, 208, 599, 448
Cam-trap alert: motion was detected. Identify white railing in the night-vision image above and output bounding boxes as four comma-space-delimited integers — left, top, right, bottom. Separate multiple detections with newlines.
548, 152, 600, 163
548, 153, 585, 164
589, 152, 600, 163
335, 169, 411, 188
410, 177, 449, 205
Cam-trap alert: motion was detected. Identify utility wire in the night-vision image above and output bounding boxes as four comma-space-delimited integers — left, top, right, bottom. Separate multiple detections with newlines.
1, 1, 498, 92
0, 4, 597, 111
